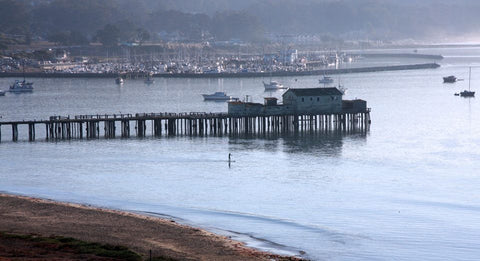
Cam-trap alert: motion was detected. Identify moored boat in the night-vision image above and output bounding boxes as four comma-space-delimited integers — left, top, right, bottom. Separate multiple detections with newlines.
319, 76, 334, 84
443, 75, 457, 83
263, 81, 287, 90
459, 90, 475, 97
202, 92, 233, 101
115, 77, 124, 84
456, 67, 475, 97
144, 75, 155, 84
9, 80, 34, 93
0, 90, 5, 96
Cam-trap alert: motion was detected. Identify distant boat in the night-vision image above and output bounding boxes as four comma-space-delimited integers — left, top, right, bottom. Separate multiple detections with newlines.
144, 75, 155, 84
459, 90, 475, 97
0, 90, 5, 96
9, 62, 34, 93
457, 67, 475, 97
9, 80, 33, 93
443, 75, 457, 83
263, 81, 287, 90
115, 77, 124, 84
202, 92, 234, 101
319, 76, 334, 84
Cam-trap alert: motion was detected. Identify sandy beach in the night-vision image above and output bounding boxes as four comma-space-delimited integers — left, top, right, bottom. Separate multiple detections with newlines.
0, 193, 301, 260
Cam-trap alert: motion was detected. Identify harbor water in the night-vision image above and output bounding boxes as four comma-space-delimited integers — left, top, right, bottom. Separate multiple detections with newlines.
1, 47, 480, 260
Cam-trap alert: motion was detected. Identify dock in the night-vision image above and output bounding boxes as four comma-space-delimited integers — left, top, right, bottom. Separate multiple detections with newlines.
0, 110, 370, 142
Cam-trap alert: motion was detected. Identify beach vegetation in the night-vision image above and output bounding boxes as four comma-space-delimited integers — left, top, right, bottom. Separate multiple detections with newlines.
0, 232, 142, 261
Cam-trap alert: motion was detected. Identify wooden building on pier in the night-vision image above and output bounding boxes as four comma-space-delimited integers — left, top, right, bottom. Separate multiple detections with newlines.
228, 87, 365, 116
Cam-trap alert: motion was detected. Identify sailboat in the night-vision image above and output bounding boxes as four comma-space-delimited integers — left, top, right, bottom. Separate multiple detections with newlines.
456, 67, 475, 97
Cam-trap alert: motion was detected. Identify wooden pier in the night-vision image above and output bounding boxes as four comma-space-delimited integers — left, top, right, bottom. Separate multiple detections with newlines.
0, 110, 370, 142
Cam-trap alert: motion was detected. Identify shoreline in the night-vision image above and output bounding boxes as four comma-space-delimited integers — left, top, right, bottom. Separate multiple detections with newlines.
0, 63, 440, 79
0, 193, 303, 260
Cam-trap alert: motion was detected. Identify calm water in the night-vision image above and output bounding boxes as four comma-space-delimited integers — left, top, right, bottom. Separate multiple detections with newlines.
1, 48, 480, 260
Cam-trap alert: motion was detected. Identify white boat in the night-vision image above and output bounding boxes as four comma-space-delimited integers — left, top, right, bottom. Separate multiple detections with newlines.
9, 80, 34, 93
0, 90, 5, 96
263, 81, 287, 90
202, 92, 233, 101
319, 76, 334, 84
115, 77, 124, 84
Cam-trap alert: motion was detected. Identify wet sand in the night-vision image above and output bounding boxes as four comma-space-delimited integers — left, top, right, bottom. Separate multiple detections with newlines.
0, 193, 301, 260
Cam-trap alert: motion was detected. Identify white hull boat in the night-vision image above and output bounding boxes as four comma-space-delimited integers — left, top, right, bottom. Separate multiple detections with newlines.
263, 81, 287, 90
115, 77, 124, 84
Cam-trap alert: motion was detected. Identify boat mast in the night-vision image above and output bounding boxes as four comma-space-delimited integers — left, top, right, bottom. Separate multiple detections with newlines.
23, 60, 26, 82
469, 67, 471, 91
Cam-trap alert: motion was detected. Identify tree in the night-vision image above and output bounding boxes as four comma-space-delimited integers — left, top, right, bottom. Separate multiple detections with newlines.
95, 24, 120, 46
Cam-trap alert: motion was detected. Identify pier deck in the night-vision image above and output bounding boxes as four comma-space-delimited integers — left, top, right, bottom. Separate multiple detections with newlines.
0, 110, 370, 142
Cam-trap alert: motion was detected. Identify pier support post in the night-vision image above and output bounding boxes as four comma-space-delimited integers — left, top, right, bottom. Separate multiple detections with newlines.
12, 124, 18, 141
28, 123, 35, 141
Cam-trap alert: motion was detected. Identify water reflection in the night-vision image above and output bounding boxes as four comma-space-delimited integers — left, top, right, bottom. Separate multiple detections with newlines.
229, 129, 367, 157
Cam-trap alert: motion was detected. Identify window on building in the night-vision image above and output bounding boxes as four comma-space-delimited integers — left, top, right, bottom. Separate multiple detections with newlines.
302, 98, 304, 102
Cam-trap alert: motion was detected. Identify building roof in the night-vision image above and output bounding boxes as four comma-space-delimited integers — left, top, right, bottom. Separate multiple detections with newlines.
284, 87, 343, 96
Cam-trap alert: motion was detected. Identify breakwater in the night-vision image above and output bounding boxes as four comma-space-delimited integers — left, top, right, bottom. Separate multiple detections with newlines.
0, 63, 440, 79
357, 53, 443, 60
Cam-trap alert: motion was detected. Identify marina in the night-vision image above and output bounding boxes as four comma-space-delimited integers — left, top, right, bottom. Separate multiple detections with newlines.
0, 62, 440, 79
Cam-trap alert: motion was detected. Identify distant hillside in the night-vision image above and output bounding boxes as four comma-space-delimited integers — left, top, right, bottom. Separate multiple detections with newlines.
1, 0, 480, 45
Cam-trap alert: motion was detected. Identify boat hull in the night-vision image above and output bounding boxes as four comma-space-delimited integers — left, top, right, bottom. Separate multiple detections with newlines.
202, 95, 232, 101
8, 88, 33, 93
319, 80, 334, 84
460, 91, 475, 97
